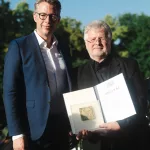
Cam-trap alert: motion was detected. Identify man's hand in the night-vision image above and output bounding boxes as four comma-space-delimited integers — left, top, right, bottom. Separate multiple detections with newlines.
76, 122, 120, 140
76, 130, 100, 144
68, 131, 79, 149
76, 129, 91, 140
93, 121, 121, 136
100, 122, 120, 131
13, 136, 28, 150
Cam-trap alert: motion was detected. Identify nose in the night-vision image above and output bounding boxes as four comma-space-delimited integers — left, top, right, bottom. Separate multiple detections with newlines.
95, 38, 101, 45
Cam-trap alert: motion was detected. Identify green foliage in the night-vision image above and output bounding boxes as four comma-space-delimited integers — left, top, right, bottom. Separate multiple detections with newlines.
104, 15, 128, 41
0, 0, 35, 129
104, 15, 129, 58
56, 18, 86, 54
0, 1, 150, 125
0, 2, 150, 148
55, 18, 88, 66
102, 14, 150, 78
13, 2, 35, 36
72, 58, 89, 68
0, 0, 13, 107
0, 127, 8, 144
118, 13, 150, 77
118, 51, 129, 58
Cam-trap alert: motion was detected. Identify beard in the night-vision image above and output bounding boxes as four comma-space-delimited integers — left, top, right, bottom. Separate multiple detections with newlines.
99, 51, 109, 59
93, 49, 110, 60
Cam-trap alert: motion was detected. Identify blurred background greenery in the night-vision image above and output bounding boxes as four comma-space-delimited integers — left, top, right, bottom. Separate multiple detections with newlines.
0, 0, 150, 148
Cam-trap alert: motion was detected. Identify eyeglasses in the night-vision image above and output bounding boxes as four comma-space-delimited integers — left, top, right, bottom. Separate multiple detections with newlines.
86, 37, 106, 43
35, 12, 59, 21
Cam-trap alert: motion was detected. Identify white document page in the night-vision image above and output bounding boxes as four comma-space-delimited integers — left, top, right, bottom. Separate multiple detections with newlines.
63, 87, 104, 134
95, 73, 136, 123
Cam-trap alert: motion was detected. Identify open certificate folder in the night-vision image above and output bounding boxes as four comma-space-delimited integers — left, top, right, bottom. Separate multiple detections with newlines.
63, 73, 136, 134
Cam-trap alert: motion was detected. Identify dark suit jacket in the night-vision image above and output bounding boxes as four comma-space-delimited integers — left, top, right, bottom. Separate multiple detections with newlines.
77, 55, 150, 150
3, 32, 72, 140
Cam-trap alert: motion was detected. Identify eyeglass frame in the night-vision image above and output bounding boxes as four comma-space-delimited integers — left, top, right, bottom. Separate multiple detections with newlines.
35, 12, 60, 21
85, 37, 108, 44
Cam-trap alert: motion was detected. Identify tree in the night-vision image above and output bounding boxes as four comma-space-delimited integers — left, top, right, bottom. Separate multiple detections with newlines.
0, 0, 14, 144
0, 1, 35, 133
55, 18, 89, 67
0, 1, 35, 107
0, 0, 17, 107
118, 13, 150, 77
13, 2, 35, 36
104, 15, 129, 57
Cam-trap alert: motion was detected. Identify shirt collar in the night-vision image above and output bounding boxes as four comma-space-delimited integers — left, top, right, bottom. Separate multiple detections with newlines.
34, 30, 58, 48
90, 54, 112, 71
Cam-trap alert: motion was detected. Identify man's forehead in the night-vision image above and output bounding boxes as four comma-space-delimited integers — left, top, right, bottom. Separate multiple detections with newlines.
88, 28, 105, 36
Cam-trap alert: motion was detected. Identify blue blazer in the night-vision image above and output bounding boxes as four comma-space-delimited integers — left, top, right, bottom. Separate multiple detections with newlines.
3, 32, 72, 140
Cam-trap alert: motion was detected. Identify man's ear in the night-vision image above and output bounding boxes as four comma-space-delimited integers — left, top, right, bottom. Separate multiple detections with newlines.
33, 13, 37, 23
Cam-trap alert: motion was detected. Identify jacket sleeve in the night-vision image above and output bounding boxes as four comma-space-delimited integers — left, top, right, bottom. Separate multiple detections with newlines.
3, 40, 24, 136
117, 59, 148, 136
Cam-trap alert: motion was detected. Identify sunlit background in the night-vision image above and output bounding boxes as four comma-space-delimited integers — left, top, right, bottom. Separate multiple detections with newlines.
1, 1, 150, 149
10, 0, 150, 27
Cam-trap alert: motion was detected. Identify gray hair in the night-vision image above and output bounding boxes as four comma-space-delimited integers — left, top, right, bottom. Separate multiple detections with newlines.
84, 20, 112, 41
34, 0, 61, 16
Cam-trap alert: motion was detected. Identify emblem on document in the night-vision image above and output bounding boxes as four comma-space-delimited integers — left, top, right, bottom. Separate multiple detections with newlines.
79, 106, 95, 121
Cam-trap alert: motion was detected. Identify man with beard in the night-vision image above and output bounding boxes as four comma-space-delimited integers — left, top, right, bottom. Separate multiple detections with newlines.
76, 20, 150, 150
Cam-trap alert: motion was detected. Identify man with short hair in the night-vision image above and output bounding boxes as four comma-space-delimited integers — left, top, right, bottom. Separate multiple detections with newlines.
3, 0, 76, 150
76, 20, 150, 150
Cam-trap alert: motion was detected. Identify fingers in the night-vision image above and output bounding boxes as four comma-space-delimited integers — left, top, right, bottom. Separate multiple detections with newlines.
99, 123, 108, 129
75, 122, 121, 140
99, 122, 120, 131
69, 131, 73, 136
76, 129, 89, 140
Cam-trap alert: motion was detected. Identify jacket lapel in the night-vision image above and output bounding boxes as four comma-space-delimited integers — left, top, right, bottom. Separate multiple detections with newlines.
78, 61, 99, 89
29, 32, 49, 86
109, 56, 122, 78
57, 44, 72, 91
